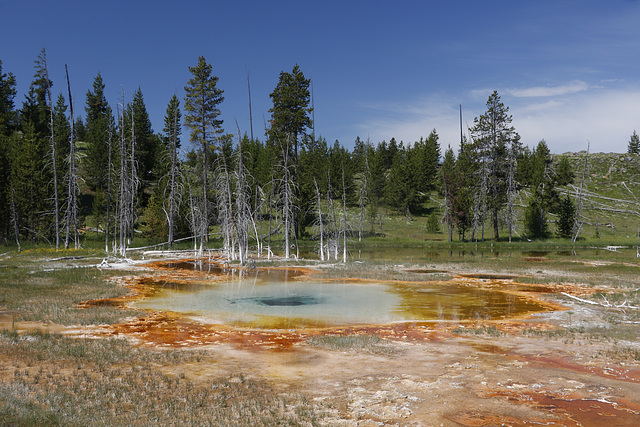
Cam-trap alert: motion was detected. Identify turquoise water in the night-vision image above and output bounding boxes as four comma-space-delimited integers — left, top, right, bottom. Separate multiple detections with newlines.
134, 279, 402, 328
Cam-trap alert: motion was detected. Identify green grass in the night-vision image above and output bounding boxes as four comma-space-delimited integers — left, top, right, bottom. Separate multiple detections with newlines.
0, 258, 137, 325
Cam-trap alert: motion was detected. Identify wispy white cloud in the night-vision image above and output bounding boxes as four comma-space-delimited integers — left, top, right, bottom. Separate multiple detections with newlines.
508, 81, 589, 97
356, 96, 463, 149
355, 84, 640, 155
512, 87, 640, 153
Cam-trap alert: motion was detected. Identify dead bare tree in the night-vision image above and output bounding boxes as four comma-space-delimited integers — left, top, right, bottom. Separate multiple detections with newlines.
572, 142, 590, 242
63, 65, 79, 249
278, 137, 296, 259
358, 155, 369, 242
233, 131, 253, 265
165, 101, 181, 248
313, 178, 325, 260
215, 151, 235, 260
38, 49, 60, 249
506, 142, 518, 242
267, 176, 275, 259
479, 153, 488, 241
128, 108, 138, 245
185, 170, 204, 255
112, 91, 141, 257
326, 169, 339, 260
106, 128, 113, 253
116, 96, 128, 256
341, 162, 349, 263
10, 188, 21, 252
443, 171, 453, 243
246, 68, 254, 143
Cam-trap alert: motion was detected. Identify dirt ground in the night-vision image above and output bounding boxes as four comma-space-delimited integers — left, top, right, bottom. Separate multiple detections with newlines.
4, 259, 640, 426
101, 315, 640, 426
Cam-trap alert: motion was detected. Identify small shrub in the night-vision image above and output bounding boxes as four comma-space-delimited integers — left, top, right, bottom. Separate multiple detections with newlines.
426, 211, 441, 234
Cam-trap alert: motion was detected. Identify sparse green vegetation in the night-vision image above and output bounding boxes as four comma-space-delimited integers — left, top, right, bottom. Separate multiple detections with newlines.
0, 335, 322, 426
306, 334, 394, 354
452, 326, 502, 337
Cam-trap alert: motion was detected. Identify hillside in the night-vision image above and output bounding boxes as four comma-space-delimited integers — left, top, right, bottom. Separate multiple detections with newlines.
554, 152, 640, 242
368, 151, 640, 246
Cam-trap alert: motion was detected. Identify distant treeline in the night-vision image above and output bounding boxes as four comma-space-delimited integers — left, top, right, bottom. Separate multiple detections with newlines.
0, 51, 581, 257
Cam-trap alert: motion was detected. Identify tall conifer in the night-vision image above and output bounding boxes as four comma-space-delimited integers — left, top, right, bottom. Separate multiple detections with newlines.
184, 56, 225, 246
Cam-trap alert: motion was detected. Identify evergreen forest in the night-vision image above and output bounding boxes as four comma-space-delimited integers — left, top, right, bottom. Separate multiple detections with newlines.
3, 50, 639, 262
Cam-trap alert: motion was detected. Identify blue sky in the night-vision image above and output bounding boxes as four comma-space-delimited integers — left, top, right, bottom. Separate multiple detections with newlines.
2, 0, 640, 153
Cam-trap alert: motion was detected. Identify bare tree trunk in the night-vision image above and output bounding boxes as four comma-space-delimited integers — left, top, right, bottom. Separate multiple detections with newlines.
314, 178, 325, 261
443, 176, 452, 242
42, 51, 59, 250
342, 162, 348, 263
118, 99, 127, 255
186, 178, 199, 253
128, 109, 137, 246
246, 68, 253, 143
572, 142, 590, 242
506, 145, 517, 243
283, 154, 291, 259
105, 129, 112, 253
234, 126, 252, 265
201, 125, 209, 244
268, 180, 273, 260
215, 149, 234, 260
10, 188, 21, 252
327, 170, 338, 260
358, 156, 369, 242
479, 155, 487, 242
253, 186, 263, 256
63, 65, 79, 249
167, 105, 179, 248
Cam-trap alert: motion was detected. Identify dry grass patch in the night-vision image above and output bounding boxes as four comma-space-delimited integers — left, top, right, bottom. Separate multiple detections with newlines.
0, 331, 325, 426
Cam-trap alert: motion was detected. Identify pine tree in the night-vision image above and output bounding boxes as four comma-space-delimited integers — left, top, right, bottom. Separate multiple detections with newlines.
53, 94, 70, 168
128, 88, 158, 189
556, 195, 575, 238
441, 146, 456, 241
524, 198, 548, 239
452, 137, 474, 241
160, 94, 182, 246
84, 73, 114, 191
34, 48, 61, 248
267, 64, 313, 238
420, 129, 441, 192
9, 122, 49, 242
299, 136, 329, 235
352, 136, 366, 173
0, 60, 17, 240
385, 146, 414, 216
628, 130, 640, 155
184, 56, 225, 246
367, 141, 385, 230
63, 64, 80, 249
523, 140, 558, 239
470, 91, 520, 241
329, 140, 353, 203
268, 64, 312, 162
0, 60, 18, 135
555, 156, 574, 186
